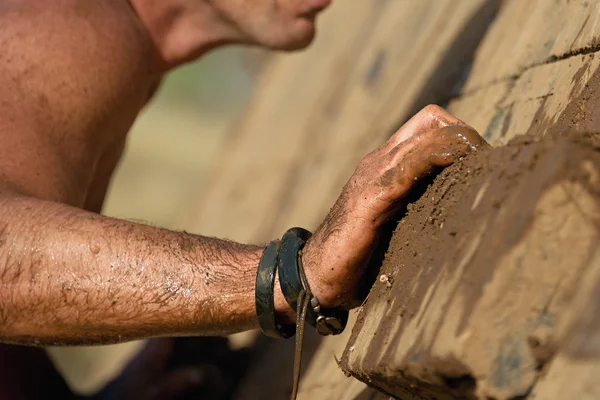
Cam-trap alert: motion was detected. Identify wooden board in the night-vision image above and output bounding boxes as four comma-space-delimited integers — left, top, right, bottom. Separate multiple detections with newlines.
448, 0, 600, 145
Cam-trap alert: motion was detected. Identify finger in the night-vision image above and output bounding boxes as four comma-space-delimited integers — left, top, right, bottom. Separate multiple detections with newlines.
403, 126, 485, 172
379, 126, 487, 202
377, 144, 461, 204
388, 105, 466, 147
148, 367, 205, 400
378, 144, 452, 192
386, 124, 485, 165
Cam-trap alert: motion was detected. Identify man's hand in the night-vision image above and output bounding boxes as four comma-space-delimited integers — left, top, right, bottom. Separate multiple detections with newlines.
302, 105, 489, 308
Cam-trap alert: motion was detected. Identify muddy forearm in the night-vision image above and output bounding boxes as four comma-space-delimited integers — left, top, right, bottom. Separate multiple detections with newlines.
0, 191, 267, 345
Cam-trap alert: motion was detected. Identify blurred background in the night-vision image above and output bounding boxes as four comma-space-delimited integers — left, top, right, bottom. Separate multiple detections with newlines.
47, 46, 265, 394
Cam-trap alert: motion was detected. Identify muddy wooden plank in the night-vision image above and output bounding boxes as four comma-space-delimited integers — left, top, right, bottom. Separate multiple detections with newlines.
342, 11, 600, 397
341, 132, 600, 399
532, 354, 600, 400
462, 0, 600, 92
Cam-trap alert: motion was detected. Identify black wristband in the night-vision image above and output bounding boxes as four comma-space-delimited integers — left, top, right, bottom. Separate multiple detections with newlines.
255, 241, 295, 339
278, 227, 312, 316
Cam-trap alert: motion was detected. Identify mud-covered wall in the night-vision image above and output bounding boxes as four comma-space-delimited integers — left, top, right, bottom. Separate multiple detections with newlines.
343, 133, 600, 399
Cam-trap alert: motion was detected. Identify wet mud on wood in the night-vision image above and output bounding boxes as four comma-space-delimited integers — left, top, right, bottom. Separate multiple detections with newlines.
341, 132, 600, 399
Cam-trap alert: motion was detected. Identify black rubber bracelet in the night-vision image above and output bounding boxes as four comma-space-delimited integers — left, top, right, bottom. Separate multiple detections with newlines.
278, 227, 312, 316
255, 241, 295, 339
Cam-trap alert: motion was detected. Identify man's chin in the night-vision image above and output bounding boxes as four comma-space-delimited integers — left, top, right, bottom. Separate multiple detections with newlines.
267, 23, 317, 51
278, 35, 315, 51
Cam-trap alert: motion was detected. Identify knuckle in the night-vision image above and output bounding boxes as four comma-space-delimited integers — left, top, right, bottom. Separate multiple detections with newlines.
420, 104, 445, 116
418, 104, 465, 128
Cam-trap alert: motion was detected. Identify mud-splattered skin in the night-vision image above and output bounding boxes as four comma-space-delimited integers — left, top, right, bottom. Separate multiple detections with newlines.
0, 0, 485, 398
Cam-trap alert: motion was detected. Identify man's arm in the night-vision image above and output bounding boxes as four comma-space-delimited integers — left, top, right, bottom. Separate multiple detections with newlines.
0, 1, 276, 345
0, 187, 266, 345
0, 107, 487, 346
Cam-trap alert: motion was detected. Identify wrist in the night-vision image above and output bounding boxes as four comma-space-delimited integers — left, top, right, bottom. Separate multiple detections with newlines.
300, 238, 341, 309
300, 219, 379, 310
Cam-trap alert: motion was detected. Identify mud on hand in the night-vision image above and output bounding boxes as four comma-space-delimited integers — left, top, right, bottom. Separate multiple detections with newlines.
301, 105, 490, 310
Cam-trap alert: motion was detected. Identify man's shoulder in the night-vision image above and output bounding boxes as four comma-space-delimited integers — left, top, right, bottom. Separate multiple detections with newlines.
0, 0, 156, 124
0, 0, 152, 74
0, 0, 157, 206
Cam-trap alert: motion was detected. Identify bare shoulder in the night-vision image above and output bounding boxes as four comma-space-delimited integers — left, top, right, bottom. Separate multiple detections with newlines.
0, 0, 157, 204
0, 0, 155, 109
0, 0, 152, 64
